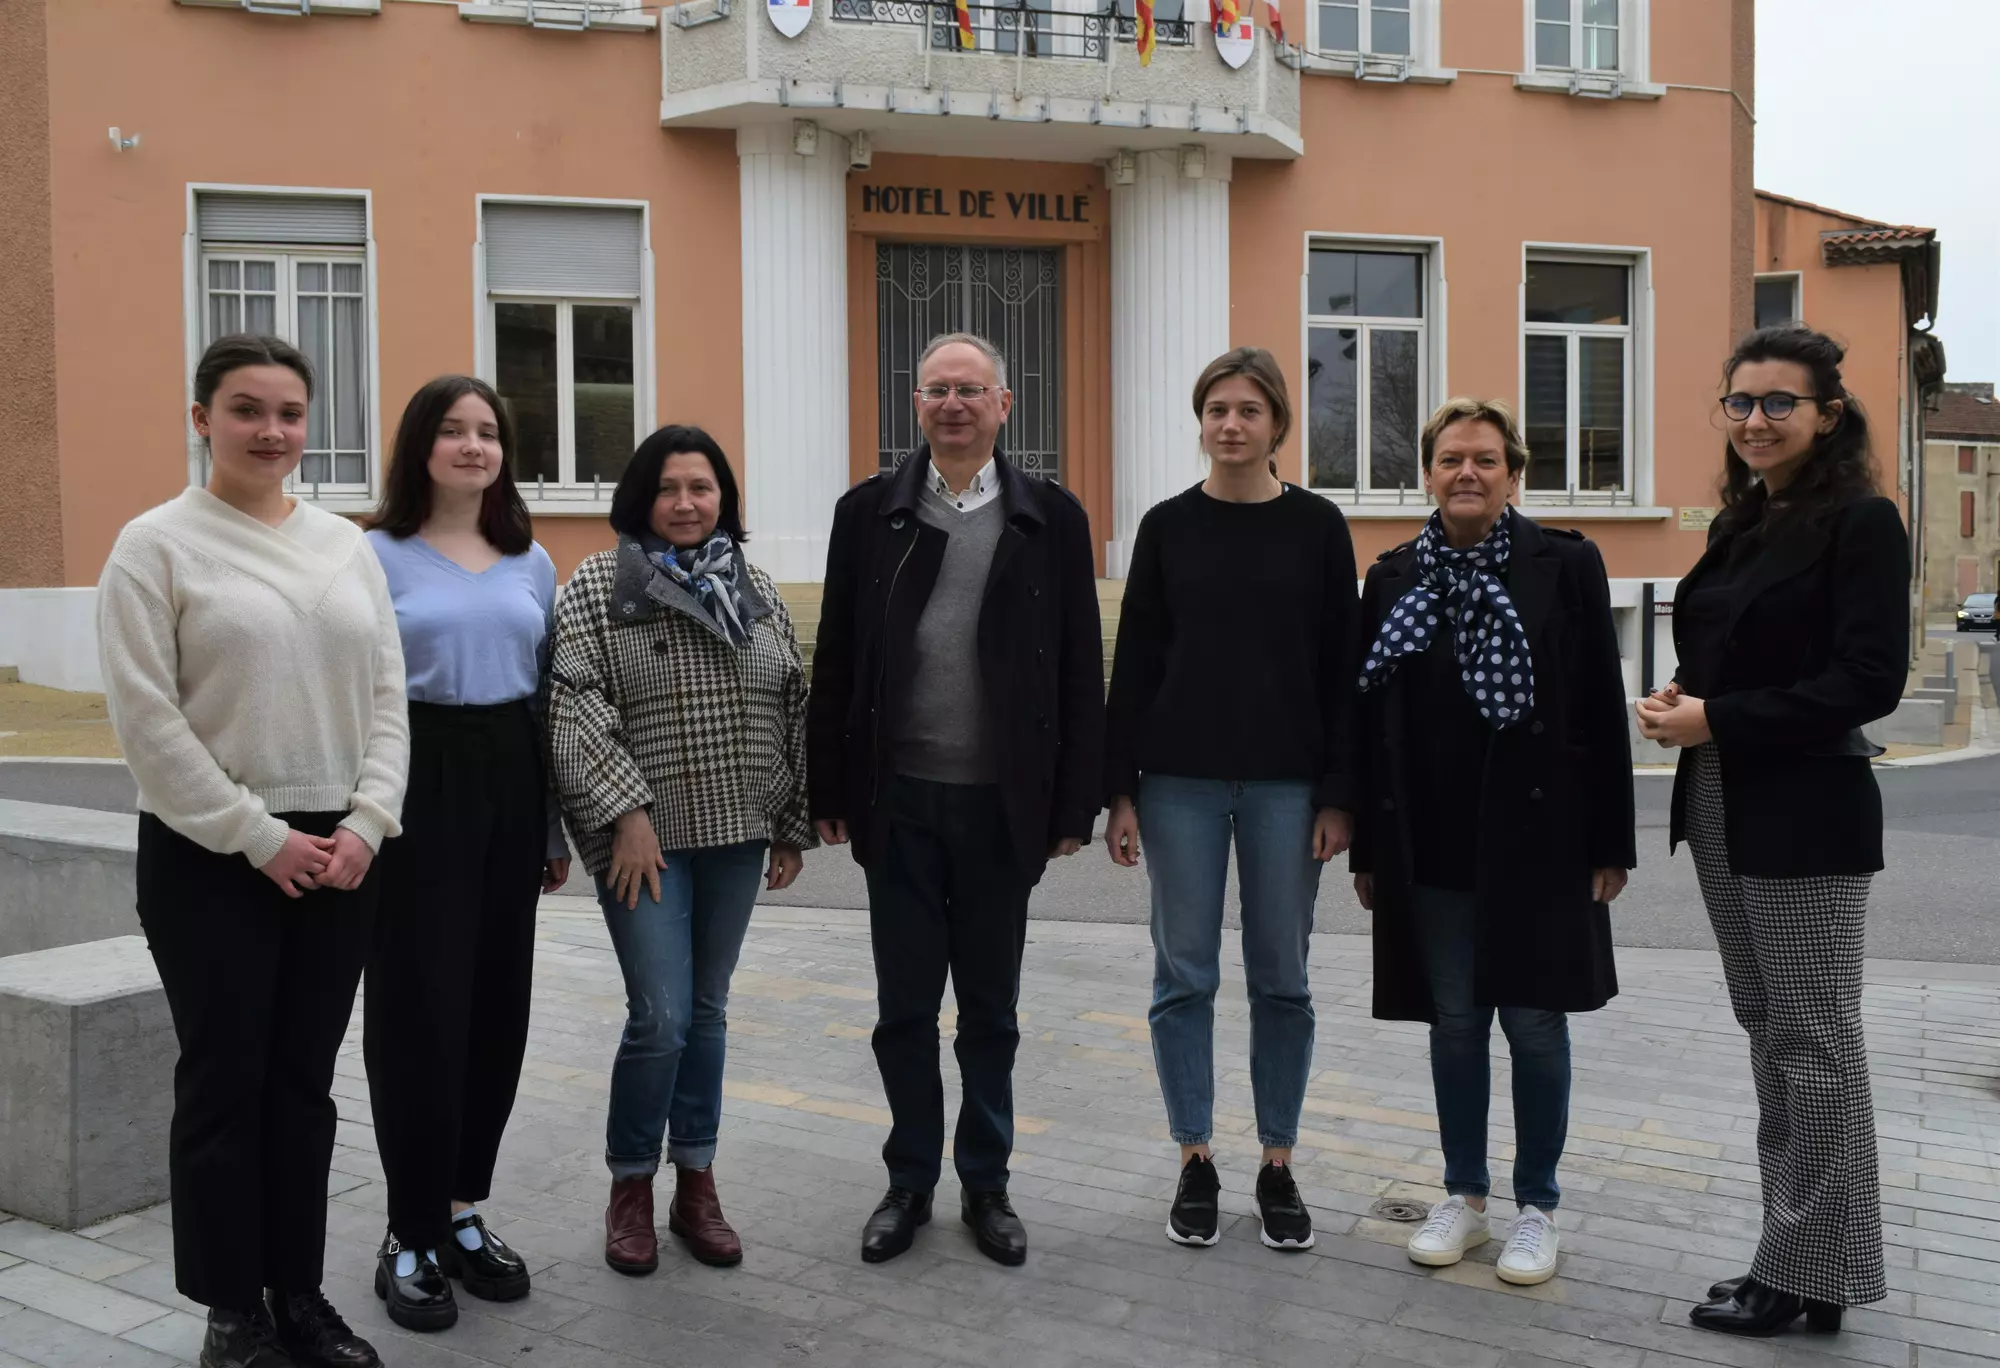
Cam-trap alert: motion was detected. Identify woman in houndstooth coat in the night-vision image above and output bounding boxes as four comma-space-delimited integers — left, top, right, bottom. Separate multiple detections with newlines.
1638, 326, 1908, 1338
548, 425, 814, 1281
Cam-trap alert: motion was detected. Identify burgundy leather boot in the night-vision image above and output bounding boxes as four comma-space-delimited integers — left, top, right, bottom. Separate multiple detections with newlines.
604, 1176, 659, 1276
667, 1164, 743, 1267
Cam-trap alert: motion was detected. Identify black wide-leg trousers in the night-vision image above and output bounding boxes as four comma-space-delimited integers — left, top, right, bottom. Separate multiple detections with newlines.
137, 811, 378, 1312
364, 700, 549, 1253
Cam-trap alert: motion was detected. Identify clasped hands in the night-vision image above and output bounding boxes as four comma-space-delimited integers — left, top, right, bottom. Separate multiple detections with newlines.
1634, 682, 1713, 750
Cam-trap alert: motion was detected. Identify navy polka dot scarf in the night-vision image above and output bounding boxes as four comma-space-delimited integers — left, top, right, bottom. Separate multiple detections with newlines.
1357, 508, 1536, 729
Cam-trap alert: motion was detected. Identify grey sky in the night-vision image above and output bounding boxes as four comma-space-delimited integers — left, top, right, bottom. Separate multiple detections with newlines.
1755, 0, 1999, 384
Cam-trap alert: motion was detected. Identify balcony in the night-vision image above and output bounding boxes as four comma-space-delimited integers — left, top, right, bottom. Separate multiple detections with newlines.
659, 0, 1302, 160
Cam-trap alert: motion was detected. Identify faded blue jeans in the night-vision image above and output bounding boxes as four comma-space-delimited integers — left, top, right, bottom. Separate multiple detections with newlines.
1140, 775, 1323, 1148
1410, 884, 1571, 1211
596, 840, 766, 1178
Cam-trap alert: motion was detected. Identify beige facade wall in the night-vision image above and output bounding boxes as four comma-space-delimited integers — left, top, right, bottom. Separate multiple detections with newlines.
0, 0, 65, 588
1924, 440, 2000, 612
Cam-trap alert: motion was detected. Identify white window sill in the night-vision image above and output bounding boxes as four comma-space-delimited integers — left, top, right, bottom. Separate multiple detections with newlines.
175, 0, 380, 13
1514, 70, 1665, 100
1295, 52, 1456, 85
523, 496, 615, 517
1320, 498, 1671, 521
291, 493, 377, 516
458, 3, 657, 31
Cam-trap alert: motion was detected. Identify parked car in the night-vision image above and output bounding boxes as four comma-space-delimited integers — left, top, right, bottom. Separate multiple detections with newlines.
1956, 592, 1997, 631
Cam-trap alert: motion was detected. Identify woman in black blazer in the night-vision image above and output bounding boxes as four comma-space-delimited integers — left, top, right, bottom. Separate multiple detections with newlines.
1353, 397, 1634, 1290
1637, 325, 1908, 1338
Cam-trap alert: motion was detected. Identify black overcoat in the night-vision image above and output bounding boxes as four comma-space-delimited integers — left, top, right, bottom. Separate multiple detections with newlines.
1666, 495, 1909, 878
1352, 515, 1636, 1022
805, 445, 1105, 878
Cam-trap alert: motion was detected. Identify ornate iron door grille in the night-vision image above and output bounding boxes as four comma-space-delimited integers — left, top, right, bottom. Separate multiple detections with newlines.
876, 244, 1064, 481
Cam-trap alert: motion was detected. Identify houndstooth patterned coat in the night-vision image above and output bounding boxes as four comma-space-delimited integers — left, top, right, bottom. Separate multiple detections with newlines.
548, 540, 813, 877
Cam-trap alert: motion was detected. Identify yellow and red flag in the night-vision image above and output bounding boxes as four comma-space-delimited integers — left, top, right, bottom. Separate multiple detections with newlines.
1265, 0, 1285, 45
1213, 0, 1240, 37
954, 0, 976, 48
1136, 0, 1155, 64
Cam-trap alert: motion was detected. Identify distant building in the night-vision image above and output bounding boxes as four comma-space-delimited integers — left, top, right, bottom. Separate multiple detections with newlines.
1923, 383, 2000, 612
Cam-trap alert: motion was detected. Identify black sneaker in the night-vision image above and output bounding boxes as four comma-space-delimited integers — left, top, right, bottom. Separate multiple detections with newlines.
267, 1290, 380, 1368
1256, 1162, 1315, 1251
198, 1305, 294, 1368
1167, 1153, 1221, 1247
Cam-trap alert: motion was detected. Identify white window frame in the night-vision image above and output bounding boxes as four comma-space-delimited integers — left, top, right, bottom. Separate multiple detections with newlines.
457, 1, 656, 30
473, 194, 656, 514
1753, 271, 1803, 330
1300, 233, 1447, 505
175, 0, 381, 15
1300, 0, 1450, 81
181, 184, 382, 513
1518, 244, 1654, 510
1516, 0, 1658, 98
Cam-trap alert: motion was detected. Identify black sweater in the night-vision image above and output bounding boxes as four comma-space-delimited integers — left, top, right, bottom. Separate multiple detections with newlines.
1104, 484, 1359, 811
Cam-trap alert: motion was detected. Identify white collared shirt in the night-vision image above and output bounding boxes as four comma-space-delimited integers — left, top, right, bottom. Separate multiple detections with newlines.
926, 456, 1002, 514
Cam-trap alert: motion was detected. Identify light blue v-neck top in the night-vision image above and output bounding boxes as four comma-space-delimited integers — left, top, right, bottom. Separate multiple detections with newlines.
365, 530, 557, 707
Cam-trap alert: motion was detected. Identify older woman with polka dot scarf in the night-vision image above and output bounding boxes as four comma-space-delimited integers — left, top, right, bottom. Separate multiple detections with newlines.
1351, 396, 1635, 1291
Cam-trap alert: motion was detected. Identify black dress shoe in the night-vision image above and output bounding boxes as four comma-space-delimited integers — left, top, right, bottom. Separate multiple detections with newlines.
198, 1305, 295, 1368
861, 1187, 933, 1264
961, 1189, 1027, 1267
1689, 1278, 1842, 1337
268, 1291, 380, 1368
1707, 1273, 1748, 1302
436, 1215, 531, 1302
372, 1232, 458, 1332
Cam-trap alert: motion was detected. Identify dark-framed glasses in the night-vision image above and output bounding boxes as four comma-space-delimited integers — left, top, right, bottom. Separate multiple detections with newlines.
916, 384, 997, 403
1720, 391, 1814, 422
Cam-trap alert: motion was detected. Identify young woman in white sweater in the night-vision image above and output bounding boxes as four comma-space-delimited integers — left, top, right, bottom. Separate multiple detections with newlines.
98, 335, 409, 1368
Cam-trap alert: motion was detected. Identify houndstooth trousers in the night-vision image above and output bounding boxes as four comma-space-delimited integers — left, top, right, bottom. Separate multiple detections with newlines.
1683, 743, 1885, 1306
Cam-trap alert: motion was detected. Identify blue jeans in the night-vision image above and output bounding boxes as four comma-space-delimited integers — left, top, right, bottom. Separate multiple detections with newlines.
1410, 884, 1570, 1211
1140, 775, 1323, 1148
596, 840, 766, 1178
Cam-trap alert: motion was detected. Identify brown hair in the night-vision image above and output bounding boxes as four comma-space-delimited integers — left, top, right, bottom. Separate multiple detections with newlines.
1420, 396, 1531, 475
193, 333, 313, 408
1191, 347, 1294, 473
369, 375, 533, 556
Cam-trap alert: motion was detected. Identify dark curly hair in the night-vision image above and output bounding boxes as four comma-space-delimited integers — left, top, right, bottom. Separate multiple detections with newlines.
1714, 324, 1880, 536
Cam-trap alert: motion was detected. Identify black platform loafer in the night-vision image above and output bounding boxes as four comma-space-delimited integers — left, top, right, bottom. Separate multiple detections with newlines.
436, 1215, 531, 1302
961, 1189, 1027, 1267
1689, 1278, 1842, 1337
268, 1290, 380, 1368
860, 1186, 932, 1264
372, 1232, 458, 1332
198, 1305, 294, 1368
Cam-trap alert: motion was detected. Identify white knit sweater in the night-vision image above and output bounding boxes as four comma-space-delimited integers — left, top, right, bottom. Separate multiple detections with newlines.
98, 487, 410, 868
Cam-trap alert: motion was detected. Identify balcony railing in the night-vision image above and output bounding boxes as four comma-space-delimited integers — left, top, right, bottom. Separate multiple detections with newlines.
830, 0, 1194, 61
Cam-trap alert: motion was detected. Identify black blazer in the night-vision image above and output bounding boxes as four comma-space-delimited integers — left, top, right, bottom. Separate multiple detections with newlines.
1667, 495, 1909, 877
1353, 515, 1635, 1021
806, 446, 1105, 878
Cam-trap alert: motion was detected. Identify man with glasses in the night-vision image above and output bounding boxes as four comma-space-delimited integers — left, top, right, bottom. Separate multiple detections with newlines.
807, 332, 1104, 1267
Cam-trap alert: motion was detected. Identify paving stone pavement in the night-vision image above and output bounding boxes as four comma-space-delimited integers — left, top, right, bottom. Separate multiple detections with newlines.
3, 898, 1998, 1368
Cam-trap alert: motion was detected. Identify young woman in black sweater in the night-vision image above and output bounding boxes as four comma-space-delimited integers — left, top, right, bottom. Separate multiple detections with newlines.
1102, 346, 1357, 1254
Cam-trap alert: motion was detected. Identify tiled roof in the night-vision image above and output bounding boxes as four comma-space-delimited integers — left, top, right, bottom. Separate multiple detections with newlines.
1931, 385, 2000, 443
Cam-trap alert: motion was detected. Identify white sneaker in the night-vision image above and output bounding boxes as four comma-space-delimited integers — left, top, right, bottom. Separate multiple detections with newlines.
1406, 1195, 1490, 1267
1496, 1206, 1559, 1285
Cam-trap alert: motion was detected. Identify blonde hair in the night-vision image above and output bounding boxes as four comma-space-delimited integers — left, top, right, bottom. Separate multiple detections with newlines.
1421, 397, 1530, 474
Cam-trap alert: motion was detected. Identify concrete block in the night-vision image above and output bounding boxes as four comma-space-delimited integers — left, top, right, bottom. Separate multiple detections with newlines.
0, 800, 138, 958
1910, 688, 1958, 712
1863, 697, 1946, 748
0, 937, 172, 1229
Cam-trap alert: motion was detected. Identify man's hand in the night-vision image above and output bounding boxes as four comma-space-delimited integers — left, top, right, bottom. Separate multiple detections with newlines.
542, 857, 571, 894
815, 818, 849, 847
1592, 868, 1629, 904
1312, 809, 1353, 862
1104, 797, 1140, 867
1353, 872, 1375, 911
1049, 837, 1083, 859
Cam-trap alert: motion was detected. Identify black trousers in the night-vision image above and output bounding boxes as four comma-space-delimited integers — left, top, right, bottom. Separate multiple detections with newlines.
365, 700, 549, 1252
863, 775, 1034, 1194
136, 811, 378, 1312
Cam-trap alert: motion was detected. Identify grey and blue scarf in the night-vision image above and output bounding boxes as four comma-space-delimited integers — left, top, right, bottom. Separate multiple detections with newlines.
1357, 508, 1536, 729
645, 531, 751, 650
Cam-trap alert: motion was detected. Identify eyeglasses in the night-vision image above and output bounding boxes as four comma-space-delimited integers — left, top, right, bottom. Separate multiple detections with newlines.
1720, 391, 1815, 422
916, 384, 999, 403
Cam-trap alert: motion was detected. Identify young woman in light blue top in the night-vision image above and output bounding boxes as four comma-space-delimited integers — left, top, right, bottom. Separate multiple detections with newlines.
361, 376, 569, 1333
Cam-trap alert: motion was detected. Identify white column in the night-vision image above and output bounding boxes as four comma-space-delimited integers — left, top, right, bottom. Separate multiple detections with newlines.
1107, 148, 1232, 578
737, 123, 850, 583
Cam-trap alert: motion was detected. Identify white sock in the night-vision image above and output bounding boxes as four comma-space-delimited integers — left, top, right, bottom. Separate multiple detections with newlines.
453, 1209, 483, 1251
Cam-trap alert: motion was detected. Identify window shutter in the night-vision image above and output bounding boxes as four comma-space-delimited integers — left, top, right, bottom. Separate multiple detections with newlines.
197, 193, 367, 245
483, 203, 644, 297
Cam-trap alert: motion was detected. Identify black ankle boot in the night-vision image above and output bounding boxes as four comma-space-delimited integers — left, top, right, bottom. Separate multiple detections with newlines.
372, 1231, 458, 1332
199, 1305, 294, 1368
1689, 1278, 1842, 1337
268, 1290, 380, 1368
